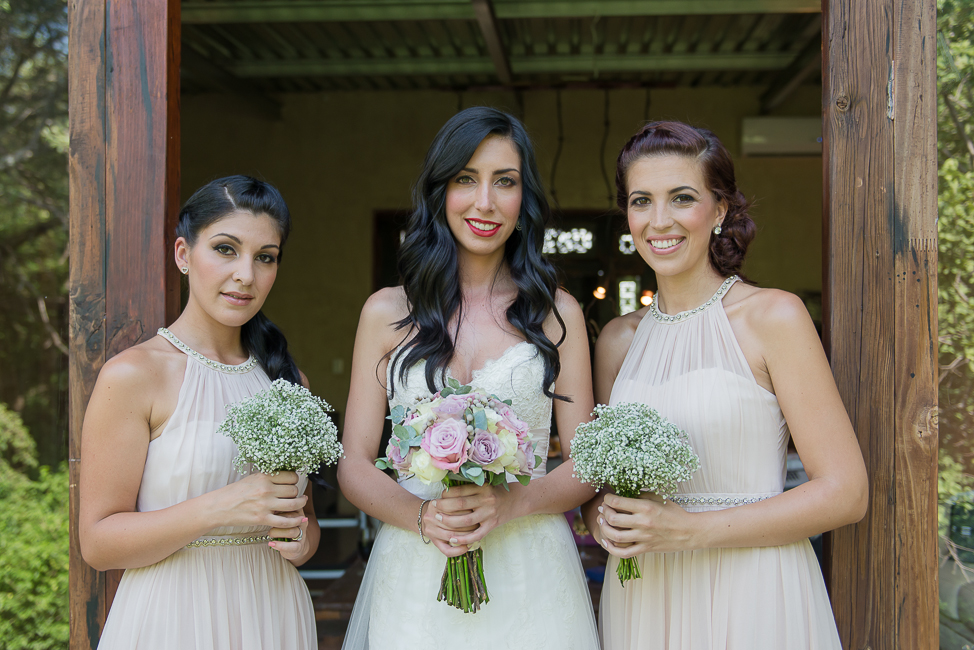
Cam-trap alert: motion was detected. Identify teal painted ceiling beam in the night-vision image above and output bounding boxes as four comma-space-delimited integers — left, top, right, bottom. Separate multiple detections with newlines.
182, 0, 821, 24
231, 51, 793, 77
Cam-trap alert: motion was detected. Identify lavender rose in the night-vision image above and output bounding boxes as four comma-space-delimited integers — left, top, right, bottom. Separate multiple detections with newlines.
421, 418, 469, 471
431, 394, 469, 419
468, 429, 503, 465
386, 438, 410, 471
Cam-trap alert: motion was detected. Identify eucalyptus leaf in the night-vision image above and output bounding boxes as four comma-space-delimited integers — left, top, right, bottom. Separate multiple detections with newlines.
388, 404, 407, 424
440, 386, 455, 397
535, 454, 543, 467
375, 459, 389, 469
465, 466, 483, 477
474, 409, 488, 431
447, 377, 461, 389
515, 473, 531, 486
503, 399, 513, 406
393, 424, 412, 440
455, 385, 472, 394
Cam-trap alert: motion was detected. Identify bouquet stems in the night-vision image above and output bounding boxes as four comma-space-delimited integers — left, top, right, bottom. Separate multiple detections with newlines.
437, 547, 489, 613
615, 487, 642, 587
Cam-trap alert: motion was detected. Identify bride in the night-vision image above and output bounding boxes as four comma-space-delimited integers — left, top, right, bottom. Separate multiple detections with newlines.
337, 106, 600, 649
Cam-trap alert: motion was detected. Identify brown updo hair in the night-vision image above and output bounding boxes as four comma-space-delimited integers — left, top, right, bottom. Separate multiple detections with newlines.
615, 121, 755, 279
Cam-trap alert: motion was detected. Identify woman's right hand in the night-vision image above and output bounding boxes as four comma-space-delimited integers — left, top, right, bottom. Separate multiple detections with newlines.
212, 471, 308, 530
423, 497, 476, 557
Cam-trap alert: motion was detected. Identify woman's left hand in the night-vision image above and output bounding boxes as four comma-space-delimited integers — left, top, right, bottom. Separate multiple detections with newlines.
597, 492, 697, 557
267, 514, 310, 561
432, 484, 518, 547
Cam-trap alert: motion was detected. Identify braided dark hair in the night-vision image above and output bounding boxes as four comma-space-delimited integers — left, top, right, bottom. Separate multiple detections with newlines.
175, 175, 301, 383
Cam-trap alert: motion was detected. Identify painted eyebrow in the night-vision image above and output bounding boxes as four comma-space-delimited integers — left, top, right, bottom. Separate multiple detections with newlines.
460, 167, 521, 174
628, 186, 699, 198
210, 233, 280, 250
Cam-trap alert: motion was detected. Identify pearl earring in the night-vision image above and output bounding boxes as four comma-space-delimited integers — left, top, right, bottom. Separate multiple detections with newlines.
181, 267, 189, 274
713, 225, 722, 236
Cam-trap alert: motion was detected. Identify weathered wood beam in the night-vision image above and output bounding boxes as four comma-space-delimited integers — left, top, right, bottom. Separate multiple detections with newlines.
472, 0, 512, 84
231, 51, 793, 77
181, 0, 821, 24
181, 47, 282, 119
68, 0, 181, 647
822, 0, 938, 648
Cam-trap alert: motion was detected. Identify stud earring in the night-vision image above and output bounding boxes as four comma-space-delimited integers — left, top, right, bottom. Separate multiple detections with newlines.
713, 225, 722, 236
181, 267, 189, 274
515, 219, 523, 231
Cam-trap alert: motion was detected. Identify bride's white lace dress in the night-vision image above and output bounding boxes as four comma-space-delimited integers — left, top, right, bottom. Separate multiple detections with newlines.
341, 342, 600, 649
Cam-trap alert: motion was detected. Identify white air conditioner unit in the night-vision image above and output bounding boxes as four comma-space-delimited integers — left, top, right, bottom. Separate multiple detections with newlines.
741, 117, 822, 156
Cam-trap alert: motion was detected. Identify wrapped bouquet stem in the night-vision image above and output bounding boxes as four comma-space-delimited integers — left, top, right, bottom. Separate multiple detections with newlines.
571, 402, 700, 585
218, 379, 344, 539
376, 378, 539, 613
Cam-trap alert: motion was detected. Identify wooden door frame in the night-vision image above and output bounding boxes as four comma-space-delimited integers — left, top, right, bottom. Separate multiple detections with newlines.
821, 0, 938, 647
67, 1, 181, 647
67, 0, 939, 647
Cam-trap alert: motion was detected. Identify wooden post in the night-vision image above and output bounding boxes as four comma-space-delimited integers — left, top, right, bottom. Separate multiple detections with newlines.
68, 1, 180, 647
822, 0, 938, 648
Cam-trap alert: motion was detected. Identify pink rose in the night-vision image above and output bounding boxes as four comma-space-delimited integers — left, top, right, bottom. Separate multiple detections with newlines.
468, 430, 503, 466
518, 436, 536, 473
494, 401, 530, 437
386, 439, 411, 471
432, 394, 468, 419
421, 418, 469, 472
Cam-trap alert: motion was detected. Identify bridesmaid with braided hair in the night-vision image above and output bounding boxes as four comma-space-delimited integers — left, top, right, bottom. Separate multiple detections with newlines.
583, 121, 867, 649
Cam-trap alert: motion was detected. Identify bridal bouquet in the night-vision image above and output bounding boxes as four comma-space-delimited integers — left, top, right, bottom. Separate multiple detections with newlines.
218, 378, 344, 476
375, 378, 539, 613
571, 402, 700, 585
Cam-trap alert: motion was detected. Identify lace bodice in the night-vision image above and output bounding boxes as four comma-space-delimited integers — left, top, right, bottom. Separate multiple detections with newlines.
387, 342, 554, 497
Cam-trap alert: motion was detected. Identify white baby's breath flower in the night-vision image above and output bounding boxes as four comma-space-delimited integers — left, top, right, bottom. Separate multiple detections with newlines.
218, 379, 344, 476
570, 402, 699, 499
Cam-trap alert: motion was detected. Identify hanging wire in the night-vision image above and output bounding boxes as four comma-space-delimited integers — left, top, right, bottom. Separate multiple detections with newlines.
599, 88, 613, 206
549, 89, 564, 210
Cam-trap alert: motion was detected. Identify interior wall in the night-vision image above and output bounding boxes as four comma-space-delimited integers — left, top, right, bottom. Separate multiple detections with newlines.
181, 84, 823, 436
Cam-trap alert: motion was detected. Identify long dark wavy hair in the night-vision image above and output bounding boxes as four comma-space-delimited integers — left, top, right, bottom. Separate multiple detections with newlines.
175, 175, 301, 384
390, 106, 567, 401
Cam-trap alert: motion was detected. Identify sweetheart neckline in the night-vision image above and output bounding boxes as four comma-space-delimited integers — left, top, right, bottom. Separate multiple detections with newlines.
392, 339, 536, 386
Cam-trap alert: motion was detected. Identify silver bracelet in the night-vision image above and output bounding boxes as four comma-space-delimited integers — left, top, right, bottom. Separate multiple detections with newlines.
418, 499, 432, 544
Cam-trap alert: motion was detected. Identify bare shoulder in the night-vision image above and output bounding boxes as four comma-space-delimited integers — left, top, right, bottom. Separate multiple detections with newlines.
96, 336, 183, 390
361, 286, 409, 325
357, 286, 412, 353
725, 284, 815, 341
597, 308, 645, 353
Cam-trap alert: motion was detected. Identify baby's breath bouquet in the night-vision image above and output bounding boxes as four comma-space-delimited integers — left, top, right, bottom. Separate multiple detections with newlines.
218, 379, 343, 476
571, 402, 700, 585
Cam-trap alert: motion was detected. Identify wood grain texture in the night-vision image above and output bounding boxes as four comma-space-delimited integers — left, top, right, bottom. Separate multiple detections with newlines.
891, 0, 938, 647
68, 2, 108, 647
69, 1, 180, 647
823, 0, 896, 647
823, 0, 938, 648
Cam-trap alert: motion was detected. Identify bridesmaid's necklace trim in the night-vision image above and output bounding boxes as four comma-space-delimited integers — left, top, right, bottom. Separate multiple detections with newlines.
649, 275, 739, 324
157, 327, 258, 374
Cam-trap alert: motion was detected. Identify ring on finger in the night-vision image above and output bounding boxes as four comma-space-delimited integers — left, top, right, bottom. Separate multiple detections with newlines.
293, 529, 304, 542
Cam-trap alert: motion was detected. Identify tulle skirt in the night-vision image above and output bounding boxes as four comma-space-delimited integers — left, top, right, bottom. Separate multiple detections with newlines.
97, 541, 316, 650
342, 513, 600, 649
599, 538, 841, 650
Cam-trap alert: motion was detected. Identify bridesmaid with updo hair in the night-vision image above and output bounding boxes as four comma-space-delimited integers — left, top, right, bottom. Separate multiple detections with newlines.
585, 121, 867, 650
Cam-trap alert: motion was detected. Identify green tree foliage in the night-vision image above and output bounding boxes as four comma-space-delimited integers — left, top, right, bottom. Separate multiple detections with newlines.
0, 403, 68, 650
0, 0, 69, 467
938, 0, 974, 505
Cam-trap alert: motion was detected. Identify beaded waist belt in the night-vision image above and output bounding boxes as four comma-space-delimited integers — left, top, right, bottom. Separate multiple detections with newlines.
668, 492, 780, 508
186, 533, 271, 548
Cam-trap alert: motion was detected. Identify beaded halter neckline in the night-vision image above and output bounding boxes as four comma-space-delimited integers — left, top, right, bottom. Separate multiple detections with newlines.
649, 275, 739, 324
157, 327, 258, 374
